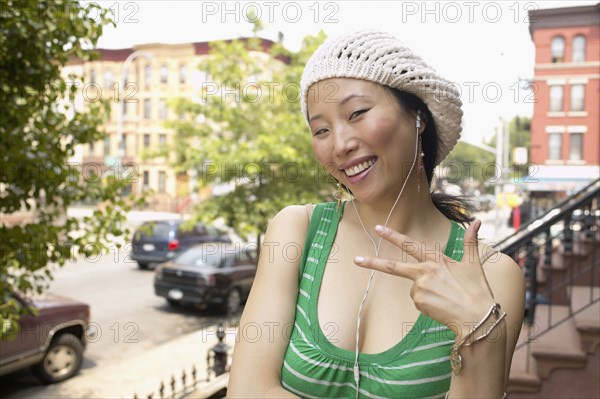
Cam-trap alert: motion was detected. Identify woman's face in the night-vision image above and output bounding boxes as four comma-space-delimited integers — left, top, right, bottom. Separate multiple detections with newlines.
307, 78, 419, 203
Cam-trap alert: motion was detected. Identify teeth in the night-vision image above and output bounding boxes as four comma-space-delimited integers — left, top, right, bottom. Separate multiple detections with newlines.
344, 158, 375, 177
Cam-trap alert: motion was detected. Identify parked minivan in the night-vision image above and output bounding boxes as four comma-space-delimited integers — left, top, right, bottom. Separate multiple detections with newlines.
131, 220, 231, 269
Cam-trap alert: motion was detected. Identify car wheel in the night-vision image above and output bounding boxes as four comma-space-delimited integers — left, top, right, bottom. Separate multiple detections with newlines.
32, 333, 84, 384
223, 289, 241, 314
138, 262, 149, 270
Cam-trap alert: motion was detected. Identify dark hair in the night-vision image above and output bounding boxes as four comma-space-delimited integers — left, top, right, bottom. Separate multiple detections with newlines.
384, 87, 474, 226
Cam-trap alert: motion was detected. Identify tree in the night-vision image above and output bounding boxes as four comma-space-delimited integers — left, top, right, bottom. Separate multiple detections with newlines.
485, 116, 532, 181
439, 116, 532, 191
165, 26, 331, 244
440, 141, 496, 190
1, 0, 140, 338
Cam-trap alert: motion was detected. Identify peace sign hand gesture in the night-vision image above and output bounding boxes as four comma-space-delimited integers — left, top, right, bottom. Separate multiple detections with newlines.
354, 220, 495, 337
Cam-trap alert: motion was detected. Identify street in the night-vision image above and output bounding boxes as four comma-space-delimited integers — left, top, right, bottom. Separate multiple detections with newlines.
0, 251, 232, 399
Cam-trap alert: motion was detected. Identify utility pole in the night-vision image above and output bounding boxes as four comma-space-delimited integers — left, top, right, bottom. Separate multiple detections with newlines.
495, 118, 505, 237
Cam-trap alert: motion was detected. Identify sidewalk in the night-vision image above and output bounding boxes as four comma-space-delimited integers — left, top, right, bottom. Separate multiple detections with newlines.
16, 326, 237, 399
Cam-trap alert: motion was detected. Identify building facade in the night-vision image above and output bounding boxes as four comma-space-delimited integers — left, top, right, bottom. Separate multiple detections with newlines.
63, 38, 277, 212
528, 4, 600, 196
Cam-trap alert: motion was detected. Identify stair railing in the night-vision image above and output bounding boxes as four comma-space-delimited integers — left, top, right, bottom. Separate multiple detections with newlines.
494, 179, 599, 369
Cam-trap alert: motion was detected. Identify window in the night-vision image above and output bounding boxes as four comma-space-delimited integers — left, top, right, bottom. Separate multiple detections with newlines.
158, 171, 166, 193
143, 134, 150, 148
121, 133, 127, 155
143, 171, 149, 187
551, 36, 565, 63
122, 101, 127, 116
89, 142, 94, 154
179, 64, 186, 84
159, 134, 167, 146
570, 85, 585, 111
572, 35, 586, 63
549, 86, 563, 112
144, 64, 152, 89
159, 98, 167, 120
104, 136, 110, 156
548, 133, 562, 160
90, 69, 96, 84
144, 99, 151, 119
160, 65, 168, 84
191, 69, 208, 87
569, 133, 583, 161
104, 70, 114, 88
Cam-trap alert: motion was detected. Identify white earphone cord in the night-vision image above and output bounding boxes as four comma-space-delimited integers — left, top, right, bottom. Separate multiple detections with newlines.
351, 114, 421, 398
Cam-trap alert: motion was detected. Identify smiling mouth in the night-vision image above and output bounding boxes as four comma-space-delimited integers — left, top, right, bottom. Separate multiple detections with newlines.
343, 158, 376, 177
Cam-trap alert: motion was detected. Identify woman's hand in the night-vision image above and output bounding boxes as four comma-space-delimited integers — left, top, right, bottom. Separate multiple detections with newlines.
353, 220, 495, 337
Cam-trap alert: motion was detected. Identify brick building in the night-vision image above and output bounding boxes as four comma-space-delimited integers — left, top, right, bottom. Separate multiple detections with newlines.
528, 3, 599, 199
63, 38, 278, 212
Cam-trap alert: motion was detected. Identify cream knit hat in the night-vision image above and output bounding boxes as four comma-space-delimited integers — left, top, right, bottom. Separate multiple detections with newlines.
300, 29, 463, 166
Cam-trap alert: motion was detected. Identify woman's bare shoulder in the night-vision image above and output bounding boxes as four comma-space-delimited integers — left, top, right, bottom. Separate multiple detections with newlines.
267, 204, 311, 238
258, 204, 314, 270
272, 204, 311, 222
478, 242, 522, 276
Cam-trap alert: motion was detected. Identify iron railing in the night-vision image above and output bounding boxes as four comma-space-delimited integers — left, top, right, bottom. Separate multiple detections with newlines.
132, 322, 231, 399
495, 179, 599, 371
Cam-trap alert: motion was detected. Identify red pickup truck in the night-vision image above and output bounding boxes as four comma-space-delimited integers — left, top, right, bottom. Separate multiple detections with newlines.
1, 292, 93, 384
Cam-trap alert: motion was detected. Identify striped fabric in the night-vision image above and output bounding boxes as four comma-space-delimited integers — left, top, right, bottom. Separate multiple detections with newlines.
281, 202, 465, 399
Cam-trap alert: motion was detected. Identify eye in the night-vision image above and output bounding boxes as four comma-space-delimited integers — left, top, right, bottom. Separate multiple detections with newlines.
350, 108, 370, 120
313, 128, 329, 137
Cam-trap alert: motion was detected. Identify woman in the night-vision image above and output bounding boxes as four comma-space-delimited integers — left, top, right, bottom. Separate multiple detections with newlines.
228, 30, 525, 399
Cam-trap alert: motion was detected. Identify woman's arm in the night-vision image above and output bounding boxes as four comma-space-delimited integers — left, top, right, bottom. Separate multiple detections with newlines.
227, 205, 308, 398
447, 249, 525, 398
481, 244, 526, 388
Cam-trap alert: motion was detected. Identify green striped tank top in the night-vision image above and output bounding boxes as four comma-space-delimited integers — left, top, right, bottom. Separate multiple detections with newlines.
281, 202, 465, 399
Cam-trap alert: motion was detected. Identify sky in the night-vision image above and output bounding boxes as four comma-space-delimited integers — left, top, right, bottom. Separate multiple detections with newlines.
89, 0, 598, 144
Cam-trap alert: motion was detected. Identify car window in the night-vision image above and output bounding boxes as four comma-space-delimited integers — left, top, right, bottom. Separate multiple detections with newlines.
136, 222, 172, 239
194, 223, 208, 236
222, 253, 235, 268
232, 252, 244, 267
174, 247, 223, 268
232, 249, 256, 266
177, 223, 195, 238
205, 225, 218, 237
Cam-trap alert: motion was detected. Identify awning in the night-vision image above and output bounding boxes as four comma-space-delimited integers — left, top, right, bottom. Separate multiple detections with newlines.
522, 177, 595, 192
524, 164, 599, 192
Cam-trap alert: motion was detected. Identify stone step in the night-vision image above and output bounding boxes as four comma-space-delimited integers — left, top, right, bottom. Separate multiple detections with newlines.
508, 370, 541, 394
536, 249, 600, 305
570, 285, 600, 354
537, 252, 570, 305
509, 284, 600, 394
509, 304, 586, 393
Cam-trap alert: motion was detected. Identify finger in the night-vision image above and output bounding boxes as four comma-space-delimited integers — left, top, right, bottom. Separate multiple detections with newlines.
462, 219, 482, 265
354, 255, 421, 280
374, 225, 428, 262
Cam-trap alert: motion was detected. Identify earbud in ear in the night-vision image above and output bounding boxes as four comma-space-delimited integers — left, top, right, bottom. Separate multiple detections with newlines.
416, 112, 421, 129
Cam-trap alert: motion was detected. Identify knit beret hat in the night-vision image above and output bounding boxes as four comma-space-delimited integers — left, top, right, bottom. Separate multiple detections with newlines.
300, 30, 463, 166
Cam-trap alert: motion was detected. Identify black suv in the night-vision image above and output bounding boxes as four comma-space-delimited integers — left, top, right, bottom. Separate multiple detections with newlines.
131, 220, 231, 269
154, 243, 257, 314
0, 292, 92, 384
